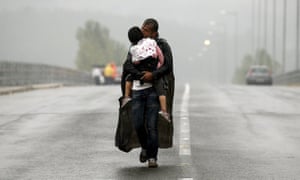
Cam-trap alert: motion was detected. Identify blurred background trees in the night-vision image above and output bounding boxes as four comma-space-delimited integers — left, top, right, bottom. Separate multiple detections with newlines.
75, 20, 127, 71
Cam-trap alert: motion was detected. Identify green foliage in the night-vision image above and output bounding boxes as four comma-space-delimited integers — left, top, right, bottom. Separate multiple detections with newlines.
232, 49, 281, 84
75, 20, 127, 71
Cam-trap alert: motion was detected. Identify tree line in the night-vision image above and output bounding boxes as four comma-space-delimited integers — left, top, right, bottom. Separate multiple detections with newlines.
75, 20, 127, 71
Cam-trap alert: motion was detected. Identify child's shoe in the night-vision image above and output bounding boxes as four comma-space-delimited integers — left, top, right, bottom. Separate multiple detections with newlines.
158, 111, 170, 122
121, 97, 131, 108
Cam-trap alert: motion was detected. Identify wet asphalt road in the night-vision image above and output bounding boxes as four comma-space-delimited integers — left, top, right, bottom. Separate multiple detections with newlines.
1, 84, 300, 179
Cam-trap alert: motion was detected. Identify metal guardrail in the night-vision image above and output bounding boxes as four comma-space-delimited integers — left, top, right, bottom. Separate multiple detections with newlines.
273, 70, 300, 85
0, 61, 93, 86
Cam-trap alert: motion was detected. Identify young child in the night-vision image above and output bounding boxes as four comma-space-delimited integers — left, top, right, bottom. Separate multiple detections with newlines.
122, 26, 169, 121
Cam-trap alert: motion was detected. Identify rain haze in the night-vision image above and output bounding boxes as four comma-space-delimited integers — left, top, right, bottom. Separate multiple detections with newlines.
0, 0, 299, 83
2, 1, 300, 179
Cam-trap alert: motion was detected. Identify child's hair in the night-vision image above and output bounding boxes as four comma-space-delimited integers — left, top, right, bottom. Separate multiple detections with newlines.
128, 26, 144, 44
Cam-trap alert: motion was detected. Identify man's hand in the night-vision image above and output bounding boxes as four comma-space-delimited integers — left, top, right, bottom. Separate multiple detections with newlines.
141, 71, 153, 81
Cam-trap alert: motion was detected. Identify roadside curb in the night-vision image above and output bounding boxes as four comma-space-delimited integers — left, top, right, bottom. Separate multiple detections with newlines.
0, 83, 64, 96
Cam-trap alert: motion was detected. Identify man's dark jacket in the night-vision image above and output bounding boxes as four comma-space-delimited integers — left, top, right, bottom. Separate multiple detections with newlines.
115, 38, 175, 152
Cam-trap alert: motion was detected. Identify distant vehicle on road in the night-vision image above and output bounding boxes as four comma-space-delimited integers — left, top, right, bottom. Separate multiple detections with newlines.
113, 66, 122, 84
92, 63, 121, 85
103, 63, 121, 84
246, 65, 273, 85
92, 65, 105, 85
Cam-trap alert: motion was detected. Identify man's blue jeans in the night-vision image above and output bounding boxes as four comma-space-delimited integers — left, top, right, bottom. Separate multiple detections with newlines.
132, 87, 159, 159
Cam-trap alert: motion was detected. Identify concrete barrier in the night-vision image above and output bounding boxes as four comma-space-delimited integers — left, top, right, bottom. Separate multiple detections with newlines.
0, 61, 93, 86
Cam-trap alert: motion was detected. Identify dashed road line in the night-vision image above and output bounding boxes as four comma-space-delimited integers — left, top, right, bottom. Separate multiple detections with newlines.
179, 83, 191, 156
178, 83, 193, 180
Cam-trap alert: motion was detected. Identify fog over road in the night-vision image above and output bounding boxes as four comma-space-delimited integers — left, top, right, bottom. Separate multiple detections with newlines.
1, 84, 300, 179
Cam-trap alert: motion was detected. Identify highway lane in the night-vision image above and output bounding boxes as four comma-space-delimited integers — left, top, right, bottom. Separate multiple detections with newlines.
0, 86, 123, 179
188, 84, 300, 179
0, 84, 300, 179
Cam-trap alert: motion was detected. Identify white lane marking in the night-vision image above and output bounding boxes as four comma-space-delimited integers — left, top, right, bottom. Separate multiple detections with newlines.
178, 178, 193, 180
179, 83, 191, 156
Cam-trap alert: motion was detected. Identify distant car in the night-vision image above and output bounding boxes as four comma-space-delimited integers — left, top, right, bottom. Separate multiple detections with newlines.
113, 66, 122, 84
246, 65, 273, 85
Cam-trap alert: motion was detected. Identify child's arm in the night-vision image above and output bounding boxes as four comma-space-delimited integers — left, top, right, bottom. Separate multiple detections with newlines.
156, 45, 164, 68
151, 39, 173, 80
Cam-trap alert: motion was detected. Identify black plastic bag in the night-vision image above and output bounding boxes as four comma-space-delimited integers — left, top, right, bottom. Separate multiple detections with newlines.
115, 97, 173, 152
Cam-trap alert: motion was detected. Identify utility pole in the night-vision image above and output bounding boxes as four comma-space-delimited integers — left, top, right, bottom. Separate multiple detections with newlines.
282, 0, 287, 73
256, 0, 262, 65
297, 0, 300, 70
220, 10, 239, 71
272, 0, 277, 72
252, 0, 255, 57
264, 0, 268, 50
234, 13, 239, 68
257, 0, 261, 50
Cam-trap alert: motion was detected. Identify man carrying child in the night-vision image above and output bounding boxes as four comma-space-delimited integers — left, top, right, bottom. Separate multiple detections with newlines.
121, 18, 174, 168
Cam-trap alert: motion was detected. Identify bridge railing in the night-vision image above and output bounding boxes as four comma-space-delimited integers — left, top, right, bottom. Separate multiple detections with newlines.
273, 70, 300, 85
0, 61, 93, 86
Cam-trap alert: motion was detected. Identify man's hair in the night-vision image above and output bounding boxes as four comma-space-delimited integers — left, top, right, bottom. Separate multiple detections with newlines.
128, 26, 143, 44
143, 18, 159, 32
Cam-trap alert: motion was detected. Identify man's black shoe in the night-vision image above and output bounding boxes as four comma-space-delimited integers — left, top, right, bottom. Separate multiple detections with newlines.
139, 149, 147, 163
148, 158, 158, 168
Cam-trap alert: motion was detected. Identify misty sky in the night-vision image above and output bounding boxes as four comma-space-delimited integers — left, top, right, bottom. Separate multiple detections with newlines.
0, 0, 299, 82
0, 0, 251, 28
